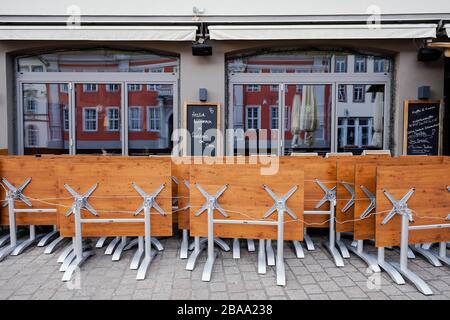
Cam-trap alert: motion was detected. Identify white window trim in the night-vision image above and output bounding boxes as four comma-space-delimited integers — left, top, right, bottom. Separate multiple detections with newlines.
83, 83, 98, 92
338, 84, 347, 102
26, 125, 38, 146
25, 97, 36, 113
63, 107, 69, 131
270, 105, 278, 130
147, 84, 159, 92
106, 84, 120, 92
284, 105, 290, 132
354, 56, 367, 73
106, 106, 120, 132
334, 56, 347, 73
82, 107, 98, 132
128, 84, 142, 92
246, 84, 261, 92
245, 105, 261, 130
353, 84, 366, 103
147, 106, 161, 132
128, 106, 142, 132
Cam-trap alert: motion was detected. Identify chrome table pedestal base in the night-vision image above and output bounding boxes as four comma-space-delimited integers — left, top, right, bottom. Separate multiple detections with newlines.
44, 236, 68, 254
377, 247, 405, 285
346, 240, 380, 272
410, 244, 442, 267
291, 240, 305, 258
180, 229, 189, 259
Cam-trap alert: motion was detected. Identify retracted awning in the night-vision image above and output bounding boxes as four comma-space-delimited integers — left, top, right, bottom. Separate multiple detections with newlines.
209, 24, 437, 40
0, 26, 198, 41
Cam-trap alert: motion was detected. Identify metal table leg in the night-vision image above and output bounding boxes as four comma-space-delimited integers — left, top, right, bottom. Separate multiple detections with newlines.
130, 237, 144, 270
44, 236, 69, 254
409, 244, 442, 267
104, 236, 120, 255
247, 239, 255, 252
37, 226, 59, 247
346, 240, 380, 272
291, 240, 305, 259
377, 247, 405, 285
180, 229, 189, 259
232, 238, 240, 259
150, 238, 164, 251
335, 232, 350, 259
59, 250, 76, 272
430, 242, 450, 266
123, 238, 138, 251
62, 251, 95, 282
0, 234, 10, 247
112, 236, 130, 261
186, 236, 206, 271
266, 239, 275, 266
303, 228, 315, 251
213, 238, 230, 252
57, 242, 74, 263
257, 239, 266, 274
422, 242, 434, 250
11, 226, 45, 256
95, 237, 109, 248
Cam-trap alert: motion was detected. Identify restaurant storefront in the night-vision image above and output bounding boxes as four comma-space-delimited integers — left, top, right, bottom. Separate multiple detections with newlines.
0, 1, 449, 156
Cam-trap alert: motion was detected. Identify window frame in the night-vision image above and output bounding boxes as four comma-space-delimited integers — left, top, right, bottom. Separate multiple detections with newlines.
128, 106, 143, 132
26, 125, 38, 146
245, 105, 261, 130
83, 83, 98, 92
147, 106, 161, 132
354, 56, 367, 73
334, 56, 347, 73
353, 84, 366, 103
82, 107, 98, 132
106, 106, 120, 132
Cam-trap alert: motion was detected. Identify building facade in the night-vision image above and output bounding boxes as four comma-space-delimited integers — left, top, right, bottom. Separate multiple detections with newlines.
0, 1, 449, 156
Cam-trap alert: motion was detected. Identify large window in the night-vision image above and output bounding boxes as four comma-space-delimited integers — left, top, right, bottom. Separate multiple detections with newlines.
17, 48, 178, 155
228, 49, 391, 155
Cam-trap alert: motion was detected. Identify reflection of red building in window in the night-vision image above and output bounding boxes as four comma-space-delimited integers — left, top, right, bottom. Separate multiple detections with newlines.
232, 54, 332, 151
23, 52, 177, 155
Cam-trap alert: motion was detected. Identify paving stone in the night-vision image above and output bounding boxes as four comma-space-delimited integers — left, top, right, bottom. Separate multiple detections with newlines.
286, 289, 308, 300
0, 235, 448, 300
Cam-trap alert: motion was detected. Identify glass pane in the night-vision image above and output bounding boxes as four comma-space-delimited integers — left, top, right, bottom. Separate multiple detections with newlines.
17, 49, 178, 73
336, 84, 384, 153
231, 84, 279, 155
228, 52, 331, 74
22, 83, 70, 155
127, 83, 174, 156
74, 83, 122, 155
284, 84, 332, 153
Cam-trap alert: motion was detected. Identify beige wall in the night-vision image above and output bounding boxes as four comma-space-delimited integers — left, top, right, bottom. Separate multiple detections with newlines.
0, 39, 444, 155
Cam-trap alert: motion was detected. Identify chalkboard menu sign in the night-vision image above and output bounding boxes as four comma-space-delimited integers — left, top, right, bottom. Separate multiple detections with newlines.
403, 100, 443, 155
184, 102, 221, 156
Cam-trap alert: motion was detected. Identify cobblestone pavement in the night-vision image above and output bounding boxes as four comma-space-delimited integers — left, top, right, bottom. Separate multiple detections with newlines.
0, 232, 448, 300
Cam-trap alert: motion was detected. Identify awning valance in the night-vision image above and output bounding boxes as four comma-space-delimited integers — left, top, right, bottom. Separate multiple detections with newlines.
209, 24, 437, 40
0, 26, 198, 41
